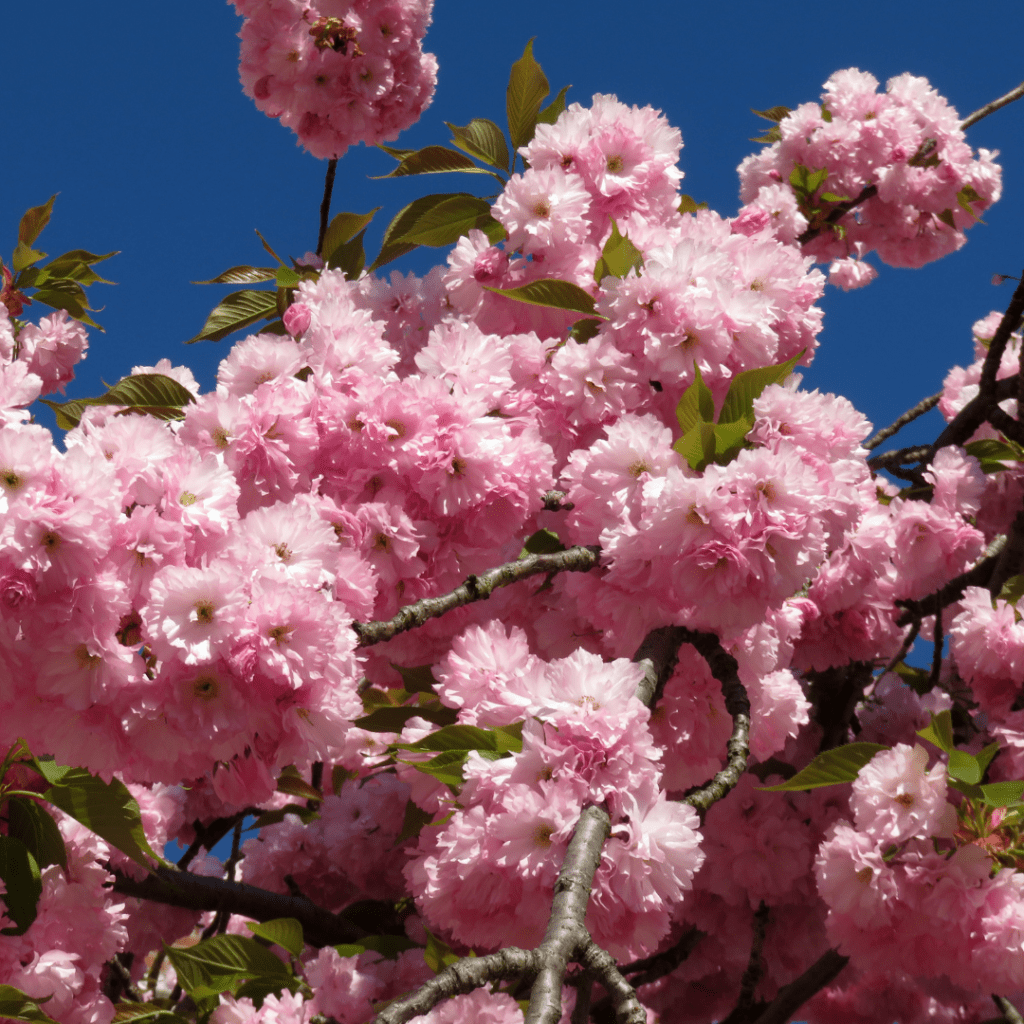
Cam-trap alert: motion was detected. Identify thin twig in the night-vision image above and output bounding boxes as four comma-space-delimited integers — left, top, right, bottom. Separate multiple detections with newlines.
316, 159, 338, 258
797, 185, 877, 246
738, 903, 770, 1010
353, 545, 601, 646
108, 865, 365, 948
619, 927, 705, 989
960, 82, 1024, 131
106, 954, 143, 1002
993, 994, 1024, 1024
373, 949, 539, 1024
749, 949, 849, 1024
865, 391, 942, 451
883, 617, 922, 675
570, 976, 593, 1024
525, 806, 612, 1024
677, 629, 751, 815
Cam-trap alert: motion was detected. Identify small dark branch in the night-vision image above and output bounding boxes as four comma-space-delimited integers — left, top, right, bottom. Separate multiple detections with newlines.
618, 927, 705, 988
316, 159, 339, 258
353, 545, 601, 647
576, 938, 648, 1024
749, 949, 849, 1024
868, 444, 934, 469
797, 184, 877, 246
806, 662, 874, 752
109, 865, 365, 948
372, 948, 539, 1024
676, 630, 750, 814
864, 391, 942, 451
883, 617, 922, 675
631, 625, 689, 708
895, 536, 1008, 626
738, 903, 770, 1012
993, 994, 1024, 1024
978, 274, 1024, 397
929, 598, 945, 687
526, 805, 612, 1024
960, 81, 1024, 130
104, 953, 142, 1002
990, 507, 1024, 596
989, 405, 1024, 445
178, 810, 257, 871
570, 976, 593, 1024
542, 490, 575, 512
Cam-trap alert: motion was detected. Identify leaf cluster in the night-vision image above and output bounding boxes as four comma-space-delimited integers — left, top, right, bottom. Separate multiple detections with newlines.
3, 196, 117, 330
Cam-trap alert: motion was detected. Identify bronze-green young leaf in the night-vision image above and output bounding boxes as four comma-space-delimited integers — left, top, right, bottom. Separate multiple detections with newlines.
446, 119, 510, 172
483, 279, 601, 317
374, 145, 503, 183
192, 266, 278, 285
0, 986, 59, 1024
0, 836, 41, 935
321, 209, 380, 266
759, 742, 889, 792
187, 289, 278, 344
506, 39, 550, 153
594, 219, 643, 282
17, 196, 56, 247
392, 195, 498, 248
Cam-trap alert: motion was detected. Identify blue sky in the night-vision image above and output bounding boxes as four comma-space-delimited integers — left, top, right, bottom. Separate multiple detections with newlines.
3, 1, 1023, 451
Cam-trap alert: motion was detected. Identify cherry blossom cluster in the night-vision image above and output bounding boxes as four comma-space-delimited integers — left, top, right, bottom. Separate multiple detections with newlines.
736, 69, 1002, 288
231, 0, 438, 159
4, 38, 1024, 1024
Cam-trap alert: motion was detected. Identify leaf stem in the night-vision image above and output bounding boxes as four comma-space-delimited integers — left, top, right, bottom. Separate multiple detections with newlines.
316, 159, 338, 258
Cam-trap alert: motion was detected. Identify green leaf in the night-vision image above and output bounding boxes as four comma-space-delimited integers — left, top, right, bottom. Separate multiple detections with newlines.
820, 192, 851, 203
400, 723, 522, 754
751, 106, 791, 123
42, 767, 163, 871
372, 194, 461, 271
917, 710, 954, 752
936, 208, 957, 230
111, 1003, 191, 1024
980, 781, 1024, 807
251, 804, 320, 829
327, 228, 367, 279
245, 918, 304, 958
0, 837, 41, 935
44, 249, 118, 280
759, 742, 889, 792
957, 184, 985, 222
520, 528, 565, 556
718, 350, 805, 425
165, 935, 293, 1006
820, 105, 833, 123
334, 935, 419, 961
255, 229, 286, 268
674, 363, 715, 435
713, 418, 753, 462
424, 929, 459, 973
405, 749, 473, 791
393, 195, 498, 248
6, 797, 67, 873
396, 800, 434, 845
1000, 575, 1024, 607
18, 197, 56, 247
568, 317, 603, 343
30, 284, 100, 329
392, 665, 439, 694
536, 84, 571, 127
321, 209, 380, 267
892, 662, 933, 695
506, 39, 550, 152
12, 242, 46, 272
378, 144, 418, 160
374, 145, 502, 182
0, 986, 58, 1024
947, 749, 983, 785
750, 128, 783, 145
673, 421, 717, 472
186, 289, 278, 344
275, 267, 301, 289
806, 168, 828, 194
41, 373, 197, 431
483, 279, 601, 318
966, 438, 1022, 474
192, 266, 278, 285
275, 768, 322, 803
678, 195, 709, 214
976, 740, 1001, 778
594, 219, 643, 282
354, 704, 458, 733
447, 119, 510, 172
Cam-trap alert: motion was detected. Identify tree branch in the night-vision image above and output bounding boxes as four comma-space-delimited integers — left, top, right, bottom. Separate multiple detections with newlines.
525, 805, 612, 1024
373, 948, 539, 1024
108, 865, 365, 948
316, 159, 338, 258
631, 625, 689, 708
960, 81, 1024, 131
864, 391, 942, 451
576, 938, 648, 1024
676, 629, 750, 815
618, 927, 705, 989
797, 185, 877, 246
749, 949, 849, 1024
353, 545, 601, 647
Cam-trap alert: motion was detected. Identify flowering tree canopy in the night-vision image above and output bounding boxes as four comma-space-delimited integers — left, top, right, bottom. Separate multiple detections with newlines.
2, 4, 1024, 1024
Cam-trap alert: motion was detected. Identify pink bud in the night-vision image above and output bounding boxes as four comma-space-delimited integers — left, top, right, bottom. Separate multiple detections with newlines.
283, 302, 312, 337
